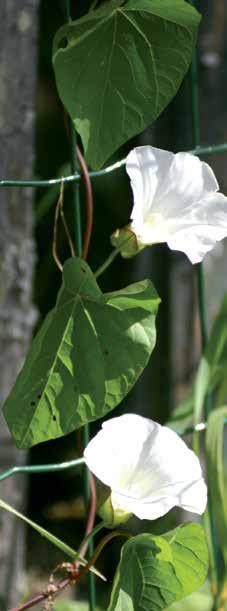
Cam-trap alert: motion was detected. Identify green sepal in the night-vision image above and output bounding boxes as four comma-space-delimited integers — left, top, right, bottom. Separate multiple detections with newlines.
111, 226, 145, 258
95, 479, 132, 528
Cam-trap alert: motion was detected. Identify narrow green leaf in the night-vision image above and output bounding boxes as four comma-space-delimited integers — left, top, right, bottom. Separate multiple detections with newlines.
206, 407, 227, 574
0, 498, 78, 557
107, 523, 208, 611
3, 257, 160, 448
168, 295, 227, 431
0, 498, 104, 580
52, 0, 201, 169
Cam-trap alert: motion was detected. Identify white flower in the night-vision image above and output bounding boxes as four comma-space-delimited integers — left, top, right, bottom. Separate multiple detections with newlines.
124, 145, 227, 263
84, 414, 207, 521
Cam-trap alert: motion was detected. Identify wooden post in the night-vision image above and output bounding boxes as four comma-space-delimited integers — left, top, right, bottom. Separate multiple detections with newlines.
0, 2, 39, 607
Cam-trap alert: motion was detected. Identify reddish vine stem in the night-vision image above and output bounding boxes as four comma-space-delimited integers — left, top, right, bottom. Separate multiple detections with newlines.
76, 145, 93, 261
63, 110, 93, 261
10, 530, 132, 611
74, 145, 95, 559
9, 577, 70, 611
52, 181, 64, 272
82, 529, 133, 575
80, 471, 96, 557
52, 179, 77, 271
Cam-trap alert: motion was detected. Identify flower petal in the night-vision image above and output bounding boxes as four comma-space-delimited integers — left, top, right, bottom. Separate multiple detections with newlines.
84, 414, 153, 492
126, 146, 176, 226
126, 146, 219, 230
125, 146, 227, 260
167, 193, 227, 262
84, 414, 207, 520
154, 151, 219, 218
111, 474, 207, 519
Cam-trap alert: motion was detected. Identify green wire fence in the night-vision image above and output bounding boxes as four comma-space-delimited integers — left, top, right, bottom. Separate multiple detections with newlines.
0, 0, 226, 610
1, 143, 227, 189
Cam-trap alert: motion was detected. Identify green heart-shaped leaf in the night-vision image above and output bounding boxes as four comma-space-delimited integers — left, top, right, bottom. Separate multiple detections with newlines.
108, 523, 208, 611
52, 0, 201, 169
3, 257, 160, 448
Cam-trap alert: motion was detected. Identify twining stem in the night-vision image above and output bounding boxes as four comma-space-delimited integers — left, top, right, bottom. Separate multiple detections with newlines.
76, 145, 93, 260
95, 235, 132, 279
77, 520, 106, 559
10, 578, 70, 611
63, 112, 96, 593
188, 15, 219, 599
89, 0, 100, 11
80, 529, 133, 577
11, 528, 131, 611
53, 179, 77, 272
10, 526, 107, 611
64, 1, 95, 607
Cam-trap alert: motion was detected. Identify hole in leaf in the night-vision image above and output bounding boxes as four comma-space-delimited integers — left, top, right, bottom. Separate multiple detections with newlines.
30, 401, 35, 406
37, 394, 41, 399
58, 36, 68, 50
80, 268, 86, 273
53, 415, 56, 421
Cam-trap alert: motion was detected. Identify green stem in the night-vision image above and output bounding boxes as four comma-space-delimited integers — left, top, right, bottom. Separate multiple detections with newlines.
196, 265, 219, 596
192, 271, 206, 458
188, 9, 220, 600
83, 529, 132, 578
95, 236, 131, 279
64, 1, 94, 608
78, 521, 106, 557
95, 248, 121, 279
203, 510, 218, 597
197, 264, 208, 352
89, 0, 100, 11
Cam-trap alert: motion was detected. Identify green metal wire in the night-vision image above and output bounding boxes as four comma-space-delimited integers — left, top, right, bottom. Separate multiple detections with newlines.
0, 457, 85, 482
1, 143, 227, 190
2, 416, 227, 484
0, 158, 126, 188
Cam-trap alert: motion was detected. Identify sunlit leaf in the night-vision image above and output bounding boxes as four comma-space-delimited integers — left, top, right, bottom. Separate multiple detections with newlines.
168, 580, 212, 610
3, 257, 160, 448
107, 523, 208, 610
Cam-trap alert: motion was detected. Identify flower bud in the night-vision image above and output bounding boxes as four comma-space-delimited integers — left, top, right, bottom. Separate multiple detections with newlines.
111, 226, 145, 258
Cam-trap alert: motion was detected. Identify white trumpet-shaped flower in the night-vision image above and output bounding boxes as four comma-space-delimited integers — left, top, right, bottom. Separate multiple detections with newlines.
113, 146, 227, 263
84, 414, 207, 521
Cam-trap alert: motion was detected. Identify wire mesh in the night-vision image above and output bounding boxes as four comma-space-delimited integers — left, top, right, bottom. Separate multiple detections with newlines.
0, 0, 226, 609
